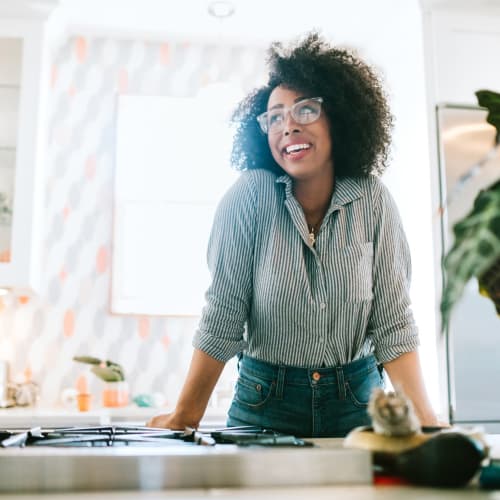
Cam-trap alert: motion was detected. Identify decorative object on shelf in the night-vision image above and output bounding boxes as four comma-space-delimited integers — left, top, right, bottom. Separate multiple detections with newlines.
441, 89, 500, 328
133, 392, 166, 408
12, 381, 40, 406
73, 355, 125, 381
75, 372, 91, 412
101, 381, 128, 407
73, 355, 128, 407
0, 191, 12, 225
345, 389, 488, 487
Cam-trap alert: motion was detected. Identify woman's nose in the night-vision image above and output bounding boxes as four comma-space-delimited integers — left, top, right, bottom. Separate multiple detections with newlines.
283, 111, 301, 135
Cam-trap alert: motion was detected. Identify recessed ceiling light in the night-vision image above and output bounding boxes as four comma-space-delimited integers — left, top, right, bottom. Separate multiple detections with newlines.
208, 1, 235, 19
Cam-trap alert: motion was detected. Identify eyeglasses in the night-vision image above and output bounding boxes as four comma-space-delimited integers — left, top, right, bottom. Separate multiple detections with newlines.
256, 97, 324, 134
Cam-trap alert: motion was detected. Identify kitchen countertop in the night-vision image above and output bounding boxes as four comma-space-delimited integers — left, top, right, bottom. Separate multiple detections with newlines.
0, 405, 228, 427
1, 417, 499, 497
0, 485, 499, 499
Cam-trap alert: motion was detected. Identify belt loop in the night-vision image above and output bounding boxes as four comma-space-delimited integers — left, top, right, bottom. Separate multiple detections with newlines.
275, 366, 285, 400
336, 365, 346, 400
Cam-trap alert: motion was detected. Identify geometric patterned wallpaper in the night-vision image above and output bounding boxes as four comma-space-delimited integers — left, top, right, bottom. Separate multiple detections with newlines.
0, 36, 265, 407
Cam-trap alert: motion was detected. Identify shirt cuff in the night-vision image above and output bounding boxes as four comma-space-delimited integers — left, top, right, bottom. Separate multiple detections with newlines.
192, 330, 248, 363
374, 335, 420, 364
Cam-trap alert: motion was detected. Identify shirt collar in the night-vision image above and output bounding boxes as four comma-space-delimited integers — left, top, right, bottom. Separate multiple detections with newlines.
275, 174, 365, 209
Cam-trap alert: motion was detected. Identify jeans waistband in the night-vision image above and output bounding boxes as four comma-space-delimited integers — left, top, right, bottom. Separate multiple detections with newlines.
239, 354, 378, 386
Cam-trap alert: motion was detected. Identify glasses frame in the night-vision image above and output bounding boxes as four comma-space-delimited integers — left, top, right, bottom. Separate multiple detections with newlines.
256, 97, 324, 135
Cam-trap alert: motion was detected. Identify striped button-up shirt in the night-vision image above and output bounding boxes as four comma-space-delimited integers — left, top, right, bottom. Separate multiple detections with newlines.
193, 169, 419, 367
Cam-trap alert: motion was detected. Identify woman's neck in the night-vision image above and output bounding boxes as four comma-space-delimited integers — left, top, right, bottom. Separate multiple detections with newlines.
293, 176, 334, 228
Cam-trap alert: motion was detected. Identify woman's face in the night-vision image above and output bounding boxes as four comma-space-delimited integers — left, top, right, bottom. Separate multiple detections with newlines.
266, 86, 333, 183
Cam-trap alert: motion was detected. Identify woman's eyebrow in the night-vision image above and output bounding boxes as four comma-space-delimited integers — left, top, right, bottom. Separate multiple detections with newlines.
268, 97, 307, 110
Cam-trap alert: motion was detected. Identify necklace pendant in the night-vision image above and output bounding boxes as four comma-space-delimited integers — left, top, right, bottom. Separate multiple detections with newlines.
309, 228, 316, 246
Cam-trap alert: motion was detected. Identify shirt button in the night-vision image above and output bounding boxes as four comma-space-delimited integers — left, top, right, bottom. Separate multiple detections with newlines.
312, 372, 321, 381
320, 302, 327, 309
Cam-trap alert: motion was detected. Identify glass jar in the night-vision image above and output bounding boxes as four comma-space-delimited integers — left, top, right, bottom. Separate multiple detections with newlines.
102, 381, 129, 407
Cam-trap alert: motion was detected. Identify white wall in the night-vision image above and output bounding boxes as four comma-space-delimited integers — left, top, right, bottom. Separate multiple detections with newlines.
421, 3, 500, 426
59, 0, 443, 413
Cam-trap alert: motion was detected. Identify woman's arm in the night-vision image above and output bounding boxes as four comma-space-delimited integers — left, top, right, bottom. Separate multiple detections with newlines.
383, 350, 439, 426
146, 348, 225, 429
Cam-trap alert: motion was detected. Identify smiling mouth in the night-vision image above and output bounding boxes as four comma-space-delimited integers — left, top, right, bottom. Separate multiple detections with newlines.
282, 143, 312, 156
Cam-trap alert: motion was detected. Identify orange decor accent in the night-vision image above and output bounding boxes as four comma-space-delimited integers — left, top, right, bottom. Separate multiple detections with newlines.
138, 317, 150, 339
59, 268, 67, 282
75, 37, 88, 62
159, 43, 170, 65
117, 68, 128, 94
24, 366, 32, 382
18, 296, 30, 305
63, 206, 71, 220
77, 393, 92, 412
96, 246, 108, 274
63, 309, 75, 337
102, 382, 129, 407
0, 249, 11, 262
85, 155, 96, 180
161, 335, 171, 350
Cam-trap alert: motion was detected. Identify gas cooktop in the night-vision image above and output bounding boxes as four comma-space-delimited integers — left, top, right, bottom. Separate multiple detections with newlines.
0, 424, 373, 492
0, 424, 310, 448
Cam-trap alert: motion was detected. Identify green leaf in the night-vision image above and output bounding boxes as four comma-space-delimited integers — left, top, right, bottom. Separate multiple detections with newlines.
475, 89, 500, 140
91, 365, 124, 382
73, 356, 102, 365
73, 356, 125, 381
440, 90, 500, 329
441, 181, 500, 328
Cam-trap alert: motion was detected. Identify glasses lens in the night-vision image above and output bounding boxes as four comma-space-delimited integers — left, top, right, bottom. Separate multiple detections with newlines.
292, 98, 322, 124
256, 98, 322, 134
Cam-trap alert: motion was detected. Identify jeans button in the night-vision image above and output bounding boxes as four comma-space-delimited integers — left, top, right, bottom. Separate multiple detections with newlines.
312, 372, 321, 381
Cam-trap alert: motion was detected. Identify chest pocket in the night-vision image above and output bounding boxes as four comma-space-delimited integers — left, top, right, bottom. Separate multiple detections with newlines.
330, 242, 374, 303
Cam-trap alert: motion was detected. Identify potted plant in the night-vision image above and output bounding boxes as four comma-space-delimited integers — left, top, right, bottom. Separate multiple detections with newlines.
441, 89, 500, 327
73, 356, 129, 407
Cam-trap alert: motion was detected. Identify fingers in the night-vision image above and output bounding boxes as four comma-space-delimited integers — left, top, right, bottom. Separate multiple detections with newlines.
146, 414, 170, 428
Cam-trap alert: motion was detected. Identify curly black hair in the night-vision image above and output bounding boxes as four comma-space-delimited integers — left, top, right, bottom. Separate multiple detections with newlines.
230, 32, 393, 178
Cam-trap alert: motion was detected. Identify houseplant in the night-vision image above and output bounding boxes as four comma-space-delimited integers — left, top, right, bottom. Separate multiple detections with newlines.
440, 89, 500, 328
73, 356, 129, 407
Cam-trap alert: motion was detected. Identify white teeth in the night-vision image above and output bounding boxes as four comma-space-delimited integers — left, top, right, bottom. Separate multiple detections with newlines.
285, 143, 310, 154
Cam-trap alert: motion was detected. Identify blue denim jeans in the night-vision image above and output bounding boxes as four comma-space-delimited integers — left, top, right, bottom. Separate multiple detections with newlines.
227, 354, 384, 437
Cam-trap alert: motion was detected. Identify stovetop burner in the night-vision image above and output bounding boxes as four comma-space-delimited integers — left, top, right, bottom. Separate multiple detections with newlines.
0, 425, 312, 448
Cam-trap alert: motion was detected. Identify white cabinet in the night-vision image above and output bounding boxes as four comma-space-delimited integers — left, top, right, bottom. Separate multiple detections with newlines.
0, 19, 49, 293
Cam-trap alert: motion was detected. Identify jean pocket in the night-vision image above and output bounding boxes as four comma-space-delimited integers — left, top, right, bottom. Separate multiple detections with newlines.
234, 372, 274, 409
345, 366, 383, 408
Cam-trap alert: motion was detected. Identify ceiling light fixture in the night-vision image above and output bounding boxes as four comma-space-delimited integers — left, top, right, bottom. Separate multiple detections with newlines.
207, 0, 235, 19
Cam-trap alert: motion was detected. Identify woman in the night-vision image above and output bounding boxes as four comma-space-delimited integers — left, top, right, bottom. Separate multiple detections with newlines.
148, 33, 438, 437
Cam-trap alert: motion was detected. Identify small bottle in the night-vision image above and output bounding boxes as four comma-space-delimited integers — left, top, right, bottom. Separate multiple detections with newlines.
76, 372, 91, 412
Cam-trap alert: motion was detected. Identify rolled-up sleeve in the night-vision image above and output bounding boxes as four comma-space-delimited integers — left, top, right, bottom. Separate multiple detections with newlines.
368, 180, 420, 363
192, 172, 256, 362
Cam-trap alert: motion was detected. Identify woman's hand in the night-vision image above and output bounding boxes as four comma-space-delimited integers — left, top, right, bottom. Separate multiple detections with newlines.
146, 411, 199, 430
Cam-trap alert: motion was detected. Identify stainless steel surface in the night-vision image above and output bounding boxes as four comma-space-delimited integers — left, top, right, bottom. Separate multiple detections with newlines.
0, 440, 371, 492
